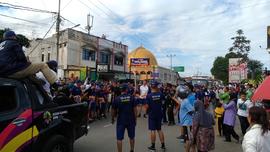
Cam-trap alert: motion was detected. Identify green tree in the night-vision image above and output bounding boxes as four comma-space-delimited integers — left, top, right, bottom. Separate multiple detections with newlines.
247, 59, 263, 80
16, 34, 30, 48
0, 28, 30, 48
229, 29, 250, 62
211, 56, 229, 84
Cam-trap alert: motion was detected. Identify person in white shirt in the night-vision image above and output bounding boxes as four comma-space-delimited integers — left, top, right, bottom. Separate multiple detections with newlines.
36, 60, 58, 98
137, 80, 149, 118
242, 106, 270, 152
237, 92, 253, 135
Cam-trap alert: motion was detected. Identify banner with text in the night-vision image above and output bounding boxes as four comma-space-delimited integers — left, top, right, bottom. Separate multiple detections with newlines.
130, 58, 150, 66
229, 58, 248, 83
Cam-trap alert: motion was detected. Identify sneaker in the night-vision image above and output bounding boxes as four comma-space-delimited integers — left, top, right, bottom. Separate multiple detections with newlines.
148, 146, 156, 151
177, 135, 184, 139
161, 146, 166, 150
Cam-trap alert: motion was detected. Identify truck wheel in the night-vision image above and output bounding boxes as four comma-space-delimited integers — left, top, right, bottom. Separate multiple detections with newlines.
42, 135, 71, 152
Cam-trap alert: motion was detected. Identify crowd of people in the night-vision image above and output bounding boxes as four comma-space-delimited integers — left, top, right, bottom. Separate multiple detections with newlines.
51, 76, 270, 152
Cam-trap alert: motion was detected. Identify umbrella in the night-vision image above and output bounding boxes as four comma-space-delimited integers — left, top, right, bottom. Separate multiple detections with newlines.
251, 76, 270, 102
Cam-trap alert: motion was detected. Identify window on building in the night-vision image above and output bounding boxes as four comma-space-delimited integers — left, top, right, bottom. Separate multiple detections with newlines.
82, 48, 95, 61
82, 48, 90, 60
48, 51, 51, 61
89, 51, 95, 61
0, 86, 17, 114
41, 53, 45, 62
114, 55, 123, 65
100, 52, 110, 64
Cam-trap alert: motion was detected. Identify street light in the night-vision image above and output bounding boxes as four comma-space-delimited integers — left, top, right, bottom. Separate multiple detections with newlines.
166, 54, 176, 70
70, 24, 80, 29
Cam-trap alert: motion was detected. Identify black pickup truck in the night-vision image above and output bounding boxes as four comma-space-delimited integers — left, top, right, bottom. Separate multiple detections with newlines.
0, 78, 88, 152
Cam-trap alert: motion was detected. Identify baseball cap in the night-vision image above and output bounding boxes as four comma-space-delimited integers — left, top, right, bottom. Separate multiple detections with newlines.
3, 30, 16, 39
120, 83, 129, 92
46, 60, 58, 72
151, 80, 159, 87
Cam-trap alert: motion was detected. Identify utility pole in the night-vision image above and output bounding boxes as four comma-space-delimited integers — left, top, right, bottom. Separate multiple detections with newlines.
56, 0, 61, 64
167, 54, 176, 70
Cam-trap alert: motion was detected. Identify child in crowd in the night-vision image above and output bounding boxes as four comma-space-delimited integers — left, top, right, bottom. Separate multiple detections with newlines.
215, 99, 225, 136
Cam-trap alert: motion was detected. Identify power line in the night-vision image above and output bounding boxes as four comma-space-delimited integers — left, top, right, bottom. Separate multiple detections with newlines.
0, 13, 48, 25
78, 0, 144, 44
61, 16, 87, 32
28, 20, 57, 55
61, 0, 73, 11
82, 0, 147, 45
0, 2, 57, 14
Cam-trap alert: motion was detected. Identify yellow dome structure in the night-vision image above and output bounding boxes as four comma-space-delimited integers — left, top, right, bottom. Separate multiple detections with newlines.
128, 46, 158, 80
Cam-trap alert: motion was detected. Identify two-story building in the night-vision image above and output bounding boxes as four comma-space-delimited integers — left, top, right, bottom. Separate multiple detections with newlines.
26, 28, 128, 80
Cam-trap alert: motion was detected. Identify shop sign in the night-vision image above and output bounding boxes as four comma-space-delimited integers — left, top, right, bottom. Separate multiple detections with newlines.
97, 64, 109, 72
130, 58, 150, 66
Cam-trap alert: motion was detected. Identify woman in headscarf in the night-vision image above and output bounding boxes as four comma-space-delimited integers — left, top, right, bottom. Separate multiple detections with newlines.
191, 100, 215, 152
223, 93, 240, 142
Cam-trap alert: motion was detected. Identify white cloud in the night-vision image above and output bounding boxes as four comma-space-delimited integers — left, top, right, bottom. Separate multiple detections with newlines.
1, 0, 270, 76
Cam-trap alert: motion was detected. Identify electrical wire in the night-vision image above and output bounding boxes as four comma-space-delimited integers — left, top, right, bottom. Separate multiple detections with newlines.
83, 0, 146, 45
0, 13, 48, 25
0, 2, 57, 14
61, 0, 73, 11
93, 0, 150, 45
77, 0, 145, 45
28, 20, 57, 55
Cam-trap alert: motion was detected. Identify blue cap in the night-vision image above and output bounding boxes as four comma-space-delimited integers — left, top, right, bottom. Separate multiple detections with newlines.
120, 83, 129, 92
3, 31, 16, 39
151, 81, 159, 87
46, 60, 58, 72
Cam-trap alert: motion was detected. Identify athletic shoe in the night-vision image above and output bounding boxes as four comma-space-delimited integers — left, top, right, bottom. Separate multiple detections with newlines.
148, 146, 156, 151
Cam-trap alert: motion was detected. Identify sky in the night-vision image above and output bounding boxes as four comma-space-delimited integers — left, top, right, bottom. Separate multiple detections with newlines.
1, 0, 270, 76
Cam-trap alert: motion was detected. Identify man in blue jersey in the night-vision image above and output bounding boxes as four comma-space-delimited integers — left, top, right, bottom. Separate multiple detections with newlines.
145, 81, 166, 151
112, 84, 137, 152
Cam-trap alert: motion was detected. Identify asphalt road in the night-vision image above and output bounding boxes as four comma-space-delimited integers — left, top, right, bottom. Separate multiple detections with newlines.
74, 116, 243, 152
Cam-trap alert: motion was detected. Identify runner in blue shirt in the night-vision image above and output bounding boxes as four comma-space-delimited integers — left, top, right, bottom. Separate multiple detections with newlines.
146, 81, 166, 151
112, 84, 137, 152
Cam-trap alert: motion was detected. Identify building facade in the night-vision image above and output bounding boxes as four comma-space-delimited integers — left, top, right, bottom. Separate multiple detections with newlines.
26, 28, 128, 80
128, 46, 180, 85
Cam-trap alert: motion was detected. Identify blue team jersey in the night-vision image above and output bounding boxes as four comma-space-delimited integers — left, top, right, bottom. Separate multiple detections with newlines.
112, 94, 137, 125
146, 92, 165, 119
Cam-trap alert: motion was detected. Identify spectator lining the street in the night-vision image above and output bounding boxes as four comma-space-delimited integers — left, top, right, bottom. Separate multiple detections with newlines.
237, 92, 253, 135
192, 100, 215, 152
36, 60, 58, 98
138, 80, 149, 118
219, 87, 230, 104
178, 84, 195, 152
242, 106, 270, 152
214, 99, 225, 136
223, 93, 240, 142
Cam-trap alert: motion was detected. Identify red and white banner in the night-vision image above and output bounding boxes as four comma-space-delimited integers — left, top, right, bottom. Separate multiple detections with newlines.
229, 58, 248, 83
